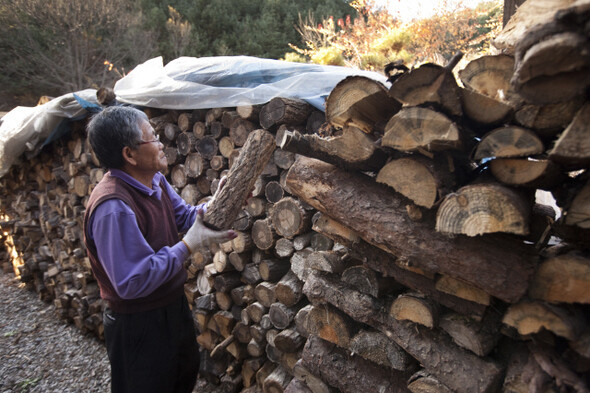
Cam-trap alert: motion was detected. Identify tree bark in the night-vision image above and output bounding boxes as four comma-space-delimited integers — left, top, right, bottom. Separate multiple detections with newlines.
287, 156, 537, 303
204, 129, 275, 230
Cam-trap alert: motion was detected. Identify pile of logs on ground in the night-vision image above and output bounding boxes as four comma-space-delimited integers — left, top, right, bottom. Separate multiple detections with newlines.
1, 2, 589, 392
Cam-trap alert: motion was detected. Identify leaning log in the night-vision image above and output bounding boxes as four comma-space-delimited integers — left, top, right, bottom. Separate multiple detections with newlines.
204, 129, 275, 230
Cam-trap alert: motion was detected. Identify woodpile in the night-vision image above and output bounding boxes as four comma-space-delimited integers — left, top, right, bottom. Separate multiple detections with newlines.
1, 3, 589, 392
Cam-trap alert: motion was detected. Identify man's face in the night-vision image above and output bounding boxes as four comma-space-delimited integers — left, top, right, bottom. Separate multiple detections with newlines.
133, 119, 167, 174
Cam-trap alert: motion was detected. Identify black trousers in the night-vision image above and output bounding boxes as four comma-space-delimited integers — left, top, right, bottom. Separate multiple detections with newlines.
103, 295, 200, 393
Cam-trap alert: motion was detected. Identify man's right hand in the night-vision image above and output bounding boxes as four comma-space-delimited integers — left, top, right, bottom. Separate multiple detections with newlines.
182, 210, 237, 253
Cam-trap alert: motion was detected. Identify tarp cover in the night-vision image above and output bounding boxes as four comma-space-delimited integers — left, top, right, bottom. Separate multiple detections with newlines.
113, 56, 389, 111
0, 56, 389, 177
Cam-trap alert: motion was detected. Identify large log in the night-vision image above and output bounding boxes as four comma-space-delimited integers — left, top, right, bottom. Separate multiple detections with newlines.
301, 335, 412, 393
303, 271, 504, 393
286, 156, 537, 303
204, 129, 275, 230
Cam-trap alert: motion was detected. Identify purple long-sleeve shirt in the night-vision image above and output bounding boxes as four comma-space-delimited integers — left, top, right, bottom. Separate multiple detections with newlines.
86, 169, 206, 300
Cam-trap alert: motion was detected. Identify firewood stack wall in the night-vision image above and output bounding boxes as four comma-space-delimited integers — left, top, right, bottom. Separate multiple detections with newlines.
1, 4, 589, 392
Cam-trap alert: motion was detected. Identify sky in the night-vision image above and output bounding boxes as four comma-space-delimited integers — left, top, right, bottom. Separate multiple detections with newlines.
372, 0, 491, 22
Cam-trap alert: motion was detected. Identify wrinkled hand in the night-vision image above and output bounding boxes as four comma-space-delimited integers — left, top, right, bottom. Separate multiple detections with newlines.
183, 209, 237, 253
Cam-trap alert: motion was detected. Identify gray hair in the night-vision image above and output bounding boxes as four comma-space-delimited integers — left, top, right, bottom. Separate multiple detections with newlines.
87, 106, 149, 169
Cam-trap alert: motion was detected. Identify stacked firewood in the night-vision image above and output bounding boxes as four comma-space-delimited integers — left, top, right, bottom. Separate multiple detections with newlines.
0, 2, 589, 391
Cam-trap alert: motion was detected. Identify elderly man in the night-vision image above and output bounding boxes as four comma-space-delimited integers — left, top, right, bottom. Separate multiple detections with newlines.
83, 106, 236, 393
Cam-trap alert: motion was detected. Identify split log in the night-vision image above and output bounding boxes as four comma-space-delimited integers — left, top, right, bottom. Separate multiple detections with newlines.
325, 76, 401, 133
204, 129, 275, 230
511, 5, 590, 104
273, 328, 305, 353
439, 311, 502, 357
259, 259, 291, 282
306, 304, 357, 348
341, 265, 399, 298
376, 154, 457, 209
382, 107, 463, 153
529, 250, 590, 303
458, 54, 518, 104
461, 87, 513, 126
269, 197, 311, 239
251, 219, 277, 251
407, 370, 453, 393
435, 182, 532, 236
502, 300, 585, 341
434, 275, 491, 306
389, 53, 464, 117
262, 364, 292, 393
549, 102, 590, 169
287, 156, 537, 303
284, 378, 312, 393
268, 302, 299, 330
514, 96, 585, 139
301, 335, 412, 393
489, 158, 565, 190
259, 97, 312, 130
292, 359, 337, 393
278, 127, 387, 172
473, 126, 544, 161
349, 330, 415, 371
196, 136, 218, 160
389, 292, 440, 328
302, 271, 504, 393
230, 119, 256, 147
237, 104, 262, 122
275, 270, 304, 307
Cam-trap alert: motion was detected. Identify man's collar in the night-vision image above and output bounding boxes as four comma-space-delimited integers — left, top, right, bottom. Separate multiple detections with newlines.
109, 169, 163, 199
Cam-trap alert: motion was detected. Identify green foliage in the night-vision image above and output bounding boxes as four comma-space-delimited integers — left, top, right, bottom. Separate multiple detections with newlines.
311, 47, 346, 66
138, 0, 354, 61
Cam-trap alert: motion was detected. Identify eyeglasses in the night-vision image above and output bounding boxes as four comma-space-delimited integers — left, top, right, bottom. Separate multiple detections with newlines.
136, 134, 160, 146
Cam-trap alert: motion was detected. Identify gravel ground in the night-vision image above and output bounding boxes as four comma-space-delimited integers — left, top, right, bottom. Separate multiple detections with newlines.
0, 272, 110, 393
0, 271, 224, 393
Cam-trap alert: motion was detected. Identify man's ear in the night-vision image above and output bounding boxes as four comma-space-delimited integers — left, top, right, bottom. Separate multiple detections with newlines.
122, 146, 138, 166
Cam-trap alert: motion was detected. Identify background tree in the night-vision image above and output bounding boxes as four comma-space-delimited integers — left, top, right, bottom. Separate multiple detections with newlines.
0, 0, 157, 105
287, 0, 503, 70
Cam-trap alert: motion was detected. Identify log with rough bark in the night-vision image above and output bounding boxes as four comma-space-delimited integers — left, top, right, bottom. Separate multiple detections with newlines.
302, 335, 412, 393
259, 97, 312, 130
303, 271, 504, 393
204, 129, 275, 230
278, 126, 388, 172
325, 76, 401, 134
439, 310, 502, 357
287, 156, 537, 303
349, 330, 415, 371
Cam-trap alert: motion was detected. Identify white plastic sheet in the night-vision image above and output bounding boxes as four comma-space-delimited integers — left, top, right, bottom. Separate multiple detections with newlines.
0, 89, 97, 177
0, 56, 390, 177
114, 56, 390, 111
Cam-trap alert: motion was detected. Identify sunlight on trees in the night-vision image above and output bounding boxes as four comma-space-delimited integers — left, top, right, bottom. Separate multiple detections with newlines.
286, 0, 503, 71
166, 6, 192, 59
